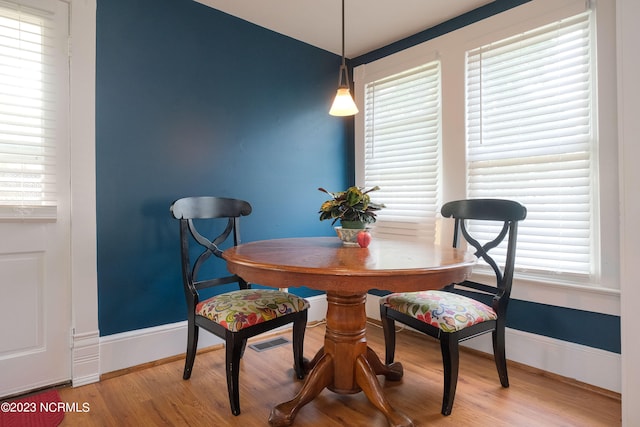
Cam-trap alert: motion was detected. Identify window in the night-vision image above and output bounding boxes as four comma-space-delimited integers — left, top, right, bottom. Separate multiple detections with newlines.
0, 1, 60, 218
361, 62, 442, 241
466, 12, 595, 280
355, 0, 617, 290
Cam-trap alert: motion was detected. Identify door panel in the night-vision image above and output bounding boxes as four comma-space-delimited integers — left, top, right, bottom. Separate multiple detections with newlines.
0, 251, 45, 354
0, 222, 71, 396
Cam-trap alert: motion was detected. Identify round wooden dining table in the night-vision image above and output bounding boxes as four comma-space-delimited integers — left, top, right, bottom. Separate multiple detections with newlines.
223, 237, 476, 427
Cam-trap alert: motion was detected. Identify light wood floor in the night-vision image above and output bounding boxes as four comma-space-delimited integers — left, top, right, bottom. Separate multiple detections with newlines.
58, 322, 621, 426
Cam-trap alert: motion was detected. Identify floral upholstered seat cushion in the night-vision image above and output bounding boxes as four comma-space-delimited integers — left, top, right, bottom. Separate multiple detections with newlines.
196, 289, 310, 332
381, 290, 497, 333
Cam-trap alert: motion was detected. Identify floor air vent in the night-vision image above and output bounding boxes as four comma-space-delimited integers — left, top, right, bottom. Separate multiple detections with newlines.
249, 337, 290, 352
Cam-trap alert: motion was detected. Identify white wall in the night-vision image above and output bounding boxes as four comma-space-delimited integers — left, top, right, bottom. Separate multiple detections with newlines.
69, 0, 100, 387
617, 0, 640, 424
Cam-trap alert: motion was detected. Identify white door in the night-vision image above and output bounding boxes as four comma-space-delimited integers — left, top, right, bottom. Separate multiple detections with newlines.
0, 0, 71, 397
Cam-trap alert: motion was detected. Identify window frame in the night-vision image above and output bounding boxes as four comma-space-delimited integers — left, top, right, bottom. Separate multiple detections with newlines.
358, 60, 443, 242
464, 11, 597, 283
0, 0, 68, 220
354, 0, 619, 314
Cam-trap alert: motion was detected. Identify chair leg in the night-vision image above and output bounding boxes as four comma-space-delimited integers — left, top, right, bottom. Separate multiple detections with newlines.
379, 306, 396, 365
226, 332, 244, 416
183, 320, 199, 380
292, 311, 308, 379
239, 338, 248, 359
440, 335, 459, 416
492, 326, 509, 388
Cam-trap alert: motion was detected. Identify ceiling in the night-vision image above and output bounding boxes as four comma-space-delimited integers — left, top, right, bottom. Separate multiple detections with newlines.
194, 0, 495, 58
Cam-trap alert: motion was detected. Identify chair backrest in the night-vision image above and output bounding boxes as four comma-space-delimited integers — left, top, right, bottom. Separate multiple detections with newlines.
170, 197, 252, 303
441, 199, 527, 315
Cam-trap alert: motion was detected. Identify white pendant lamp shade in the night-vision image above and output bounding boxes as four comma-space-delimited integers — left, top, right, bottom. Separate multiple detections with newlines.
330, 88, 359, 116
329, 0, 357, 116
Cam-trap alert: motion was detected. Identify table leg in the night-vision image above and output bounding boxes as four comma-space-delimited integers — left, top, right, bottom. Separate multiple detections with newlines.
366, 346, 404, 381
269, 352, 334, 427
355, 355, 414, 427
269, 292, 412, 427
303, 347, 324, 374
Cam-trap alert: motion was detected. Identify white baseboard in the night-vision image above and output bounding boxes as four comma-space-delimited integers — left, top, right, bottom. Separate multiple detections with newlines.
91, 293, 619, 394
366, 294, 621, 393
306, 294, 328, 324
71, 329, 100, 387
98, 294, 327, 376
463, 327, 621, 393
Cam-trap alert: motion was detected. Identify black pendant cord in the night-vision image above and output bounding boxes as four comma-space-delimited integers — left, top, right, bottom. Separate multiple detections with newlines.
341, 0, 346, 67
338, 0, 350, 90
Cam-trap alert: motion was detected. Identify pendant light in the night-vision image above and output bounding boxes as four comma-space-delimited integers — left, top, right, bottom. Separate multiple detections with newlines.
329, 0, 358, 116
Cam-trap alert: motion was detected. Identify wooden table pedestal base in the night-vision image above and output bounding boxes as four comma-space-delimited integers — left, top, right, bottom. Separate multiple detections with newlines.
268, 292, 414, 427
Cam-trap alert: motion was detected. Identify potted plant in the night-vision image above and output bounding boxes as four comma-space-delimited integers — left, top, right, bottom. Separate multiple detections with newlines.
318, 186, 385, 229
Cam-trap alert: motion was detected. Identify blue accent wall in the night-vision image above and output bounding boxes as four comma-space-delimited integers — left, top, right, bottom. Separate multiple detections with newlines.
508, 300, 620, 353
96, 0, 620, 355
96, 0, 349, 336
361, 0, 620, 354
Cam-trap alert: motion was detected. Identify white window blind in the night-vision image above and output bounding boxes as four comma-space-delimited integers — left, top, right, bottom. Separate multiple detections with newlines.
0, 0, 57, 217
466, 11, 595, 278
364, 62, 441, 241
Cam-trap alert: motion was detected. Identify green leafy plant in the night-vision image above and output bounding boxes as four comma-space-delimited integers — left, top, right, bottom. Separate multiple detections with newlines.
318, 186, 385, 226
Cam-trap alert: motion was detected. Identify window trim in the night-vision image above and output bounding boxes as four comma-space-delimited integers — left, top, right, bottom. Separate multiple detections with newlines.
465, 10, 597, 282
0, 0, 69, 220
359, 60, 443, 241
354, 0, 619, 312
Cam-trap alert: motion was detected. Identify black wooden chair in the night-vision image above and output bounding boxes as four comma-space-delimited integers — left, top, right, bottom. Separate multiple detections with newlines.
379, 199, 527, 415
170, 196, 309, 416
